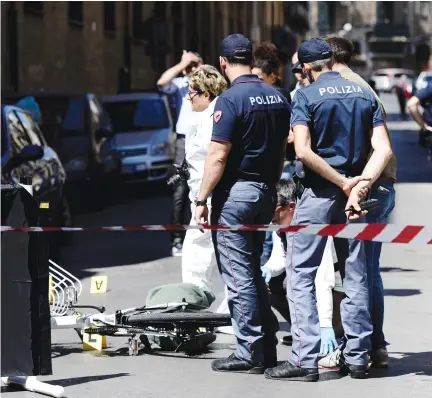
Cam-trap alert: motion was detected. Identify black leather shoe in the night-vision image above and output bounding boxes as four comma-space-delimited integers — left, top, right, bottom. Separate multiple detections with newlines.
265, 361, 319, 382
211, 353, 265, 374
340, 362, 368, 379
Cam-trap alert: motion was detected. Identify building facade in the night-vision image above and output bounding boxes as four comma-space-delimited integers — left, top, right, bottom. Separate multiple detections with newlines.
1, 1, 305, 96
307, 1, 432, 72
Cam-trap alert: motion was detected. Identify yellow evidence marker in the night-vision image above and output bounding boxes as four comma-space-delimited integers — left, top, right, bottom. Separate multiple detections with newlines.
90, 276, 108, 294
48, 274, 55, 304
83, 328, 108, 351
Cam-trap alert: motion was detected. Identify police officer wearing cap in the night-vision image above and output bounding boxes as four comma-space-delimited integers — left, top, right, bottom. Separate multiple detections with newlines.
265, 39, 393, 382
194, 34, 291, 374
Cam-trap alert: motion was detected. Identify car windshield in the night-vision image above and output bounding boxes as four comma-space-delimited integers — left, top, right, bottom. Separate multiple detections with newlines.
35, 97, 85, 136
103, 98, 170, 133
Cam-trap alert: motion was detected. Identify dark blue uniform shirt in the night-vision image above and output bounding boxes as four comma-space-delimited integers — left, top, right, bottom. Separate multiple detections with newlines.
211, 74, 291, 189
415, 81, 432, 125
291, 71, 385, 187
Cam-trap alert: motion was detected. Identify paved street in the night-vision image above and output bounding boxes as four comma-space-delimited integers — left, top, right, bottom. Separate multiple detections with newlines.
2, 94, 432, 398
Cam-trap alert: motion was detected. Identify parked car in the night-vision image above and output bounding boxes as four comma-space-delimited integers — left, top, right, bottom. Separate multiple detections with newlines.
1, 104, 71, 253
1, 92, 118, 210
370, 68, 417, 93
101, 92, 175, 184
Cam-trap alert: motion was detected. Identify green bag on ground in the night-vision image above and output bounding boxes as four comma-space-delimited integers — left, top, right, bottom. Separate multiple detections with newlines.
145, 282, 215, 308
141, 283, 216, 352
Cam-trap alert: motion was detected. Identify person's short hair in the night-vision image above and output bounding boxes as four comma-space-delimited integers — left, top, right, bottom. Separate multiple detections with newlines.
189, 65, 228, 99
224, 53, 252, 66
308, 58, 333, 72
253, 41, 281, 76
324, 36, 354, 65
276, 179, 297, 204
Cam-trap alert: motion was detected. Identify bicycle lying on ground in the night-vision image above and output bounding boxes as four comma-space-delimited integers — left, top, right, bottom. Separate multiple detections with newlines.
49, 260, 231, 356
82, 302, 231, 355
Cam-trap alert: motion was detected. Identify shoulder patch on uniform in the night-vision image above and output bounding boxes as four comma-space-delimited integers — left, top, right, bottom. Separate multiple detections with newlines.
214, 110, 222, 123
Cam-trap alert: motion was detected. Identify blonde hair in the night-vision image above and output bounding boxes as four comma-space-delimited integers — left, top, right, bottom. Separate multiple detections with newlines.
189, 65, 228, 99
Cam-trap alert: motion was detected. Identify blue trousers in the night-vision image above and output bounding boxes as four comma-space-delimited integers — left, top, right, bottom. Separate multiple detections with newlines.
285, 185, 372, 368
365, 180, 395, 349
211, 181, 279, 365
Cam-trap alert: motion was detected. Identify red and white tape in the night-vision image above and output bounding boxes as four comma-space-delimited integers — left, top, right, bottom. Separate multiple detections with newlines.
1, 224, 431, 245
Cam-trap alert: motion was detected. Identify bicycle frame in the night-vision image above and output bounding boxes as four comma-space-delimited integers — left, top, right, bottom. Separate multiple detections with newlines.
51, 302, 203, 329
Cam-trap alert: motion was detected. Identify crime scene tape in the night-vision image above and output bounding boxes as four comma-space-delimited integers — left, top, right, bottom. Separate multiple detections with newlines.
1, 223, 431, 245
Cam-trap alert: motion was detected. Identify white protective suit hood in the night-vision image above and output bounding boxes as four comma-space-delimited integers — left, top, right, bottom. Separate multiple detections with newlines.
185, 97, 218, 202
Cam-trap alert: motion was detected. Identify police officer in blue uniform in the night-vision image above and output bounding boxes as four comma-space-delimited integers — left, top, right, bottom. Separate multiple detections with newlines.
265, 39, 393, 382
194, 34, 291, 373
407, 79, 432, 149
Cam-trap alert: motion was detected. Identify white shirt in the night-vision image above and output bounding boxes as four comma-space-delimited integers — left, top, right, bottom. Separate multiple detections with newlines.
185, 97, 217, 203
290, 81, 302, 101
263, 231, 340, 328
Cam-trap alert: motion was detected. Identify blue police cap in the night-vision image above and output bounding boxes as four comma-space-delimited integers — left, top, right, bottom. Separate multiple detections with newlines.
298, 38, 333, 64
220, 34, 252, 58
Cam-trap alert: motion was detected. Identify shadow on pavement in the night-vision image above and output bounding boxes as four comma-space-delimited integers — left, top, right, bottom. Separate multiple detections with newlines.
389, 128, 432, 183
385, 113, 413, 123
0, 373, 130, 393
46, 372, 130, 387
384, 289, 421, 297
369, 351, 432, 378
380, 267, 418, 273
51, 344, 84, 359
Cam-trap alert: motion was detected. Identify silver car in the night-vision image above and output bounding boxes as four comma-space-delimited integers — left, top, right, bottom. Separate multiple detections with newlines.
101, 92, 175, 183
371, 68, 417, 93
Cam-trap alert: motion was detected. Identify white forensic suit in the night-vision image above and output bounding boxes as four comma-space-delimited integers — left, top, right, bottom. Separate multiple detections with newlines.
181, 97, 229, 315
264, 233, 343, 328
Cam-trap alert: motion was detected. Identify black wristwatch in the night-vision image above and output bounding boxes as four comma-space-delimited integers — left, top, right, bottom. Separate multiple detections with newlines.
194, 199, 207, 206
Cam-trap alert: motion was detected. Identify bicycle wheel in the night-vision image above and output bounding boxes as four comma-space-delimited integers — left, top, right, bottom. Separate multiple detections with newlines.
124, 311, 232, 328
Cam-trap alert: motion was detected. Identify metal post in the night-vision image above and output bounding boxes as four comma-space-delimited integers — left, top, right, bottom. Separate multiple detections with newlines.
251, 2, 260, 43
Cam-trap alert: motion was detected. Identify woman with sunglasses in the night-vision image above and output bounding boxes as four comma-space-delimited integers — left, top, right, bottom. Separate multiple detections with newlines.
181, 65, 232, 331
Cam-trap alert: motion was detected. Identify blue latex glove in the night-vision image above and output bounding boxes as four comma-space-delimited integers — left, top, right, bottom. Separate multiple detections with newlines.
261, 266, 272, 283
320, 327, 338, 356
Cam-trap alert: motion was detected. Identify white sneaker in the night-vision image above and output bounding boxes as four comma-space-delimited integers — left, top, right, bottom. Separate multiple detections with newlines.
318, 347, 341, 369
171, 242, 182, 256
216, 326, 235, 335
